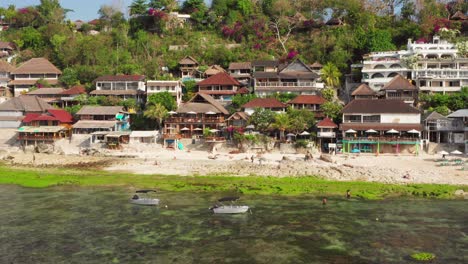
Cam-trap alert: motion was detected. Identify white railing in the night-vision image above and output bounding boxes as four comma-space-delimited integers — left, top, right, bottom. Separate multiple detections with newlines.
255, 82, 319, 87
318, 132, 336, 138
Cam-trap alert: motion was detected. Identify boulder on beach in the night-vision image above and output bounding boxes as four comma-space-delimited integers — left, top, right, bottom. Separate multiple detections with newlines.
320, 154, 333, 163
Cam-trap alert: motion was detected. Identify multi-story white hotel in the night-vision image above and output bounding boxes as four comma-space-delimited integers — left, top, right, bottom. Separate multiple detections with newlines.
361, 36, 468, 94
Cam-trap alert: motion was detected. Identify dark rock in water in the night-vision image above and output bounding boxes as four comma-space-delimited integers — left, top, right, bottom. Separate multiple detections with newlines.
320, 154, 333, 163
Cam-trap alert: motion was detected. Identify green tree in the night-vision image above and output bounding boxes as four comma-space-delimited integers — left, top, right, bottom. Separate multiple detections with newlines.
147, 92, 177, 111
320, 101, 343, 120
321, 62, 342, 90
59, 68, 79, 87
249, 108, 275, 133
36, 0, 69, 24
144, 103, 169, 130
149, 0, 178, 11
182, 0, 206, 13
321, 88, 335, 102
287, 108, 316, 133
368, 29, 396, 52
232, 93, 256, 110
182, 80, 197, 101
272, 113, 290, 140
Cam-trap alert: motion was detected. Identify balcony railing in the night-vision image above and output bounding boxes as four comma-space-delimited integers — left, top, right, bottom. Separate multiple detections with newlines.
343, 136, 419, 142
386, 96, 415, 101
255, 82, 319, 87
318, 132, 336, 138
165, 117, 225, 123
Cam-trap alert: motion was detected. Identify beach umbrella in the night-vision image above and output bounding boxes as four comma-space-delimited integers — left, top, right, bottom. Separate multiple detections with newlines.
245, 125, 255, 129
186, 111, 197, 115
345, 129, 356, 133
450, 150, 463, 155
180, 127, 190, 131
209, 129, 220, 133
299, 131, 310, 136
286, 133, 296, 137
194, 128, 202, 131
438, 151, 449, 155
407, 129, 420, 134
205, 111, 216, 115
386, 129, 399, 134
365, 129, 378, 133
168, 111, 177, 115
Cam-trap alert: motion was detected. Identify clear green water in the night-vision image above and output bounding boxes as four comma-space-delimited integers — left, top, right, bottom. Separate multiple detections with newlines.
0, 185, 466, 264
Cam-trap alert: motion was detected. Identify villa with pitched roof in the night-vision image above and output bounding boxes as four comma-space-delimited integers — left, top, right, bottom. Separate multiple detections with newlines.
242, 98, 287, 115
179, 56, 199, 79
164, 93, 229, 138
381, 74, 418, 105
316, 117, 338, 152
73, 106, 129, 134
228, 62, 251, 85
0, 96, 53, 128
287, 95, 326, 119
340, 99, 422, 154
9, 58, 62, 97
197, 72, 247, 103
351, 84, 377, 100
252, 59, 324, 97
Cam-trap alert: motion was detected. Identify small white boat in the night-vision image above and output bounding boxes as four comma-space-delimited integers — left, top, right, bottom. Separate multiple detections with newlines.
130, 190, 160, 206
210, 196, 250, 214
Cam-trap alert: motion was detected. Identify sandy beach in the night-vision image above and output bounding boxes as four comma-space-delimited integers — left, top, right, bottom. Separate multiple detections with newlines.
2, 148, 467, 186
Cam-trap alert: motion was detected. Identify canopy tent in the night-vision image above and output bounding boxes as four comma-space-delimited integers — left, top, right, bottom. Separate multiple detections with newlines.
386, 129, 399, 134
438, 151, 449, 155
407, 129, 420, 134
299, 131, 310, 136
345, 129, 356, 133
180, 127, 190, 131
450, 150, 463, 155
365, 129, 378, 133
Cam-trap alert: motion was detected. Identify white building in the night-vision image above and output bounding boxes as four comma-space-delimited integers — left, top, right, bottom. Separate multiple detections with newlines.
91, 75, 146, 103
146, 80, 182, 106
361, 36, 468, 93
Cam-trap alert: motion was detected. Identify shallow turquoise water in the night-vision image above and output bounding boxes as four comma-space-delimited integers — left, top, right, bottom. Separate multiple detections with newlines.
0, 185, 466, 263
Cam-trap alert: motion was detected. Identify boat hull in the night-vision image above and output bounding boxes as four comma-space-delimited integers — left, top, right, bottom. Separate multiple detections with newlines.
213, 205, 249, 214
130, 198, 160, 206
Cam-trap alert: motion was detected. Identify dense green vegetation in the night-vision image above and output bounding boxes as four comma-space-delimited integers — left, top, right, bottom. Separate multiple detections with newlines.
410, 252, 436, 262
1, 0, 467, 87
0, 164, 464, 199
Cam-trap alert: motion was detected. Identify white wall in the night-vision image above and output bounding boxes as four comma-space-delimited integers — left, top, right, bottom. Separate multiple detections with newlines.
380, 113, 420, 124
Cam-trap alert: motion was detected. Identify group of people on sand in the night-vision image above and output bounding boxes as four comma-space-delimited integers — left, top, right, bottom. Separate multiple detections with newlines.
322, 190, 352, 205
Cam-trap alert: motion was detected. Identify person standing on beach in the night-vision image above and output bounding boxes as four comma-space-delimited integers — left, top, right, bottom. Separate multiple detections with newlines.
251, 155, 254, 163
346, 190, 351, 199
322, 197, 327, 205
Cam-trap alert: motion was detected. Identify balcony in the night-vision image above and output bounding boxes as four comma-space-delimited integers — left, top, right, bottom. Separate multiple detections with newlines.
318, 132, 336, 138
18, 135, 64, 141
255, 82, 319, 87
165, 117, 225, 124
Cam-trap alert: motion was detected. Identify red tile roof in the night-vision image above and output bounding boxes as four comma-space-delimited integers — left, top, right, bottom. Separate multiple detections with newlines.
23, 109, 73, 123
94, 75, 145, 82
242, 98, 287, 108
61, 85, 86, 95
316, 117, 337, 128
342, 99, 420, 114
351, 84, 376, 96
237, 87, 250, 94
47, 109, 73, 123
288, 95, 326, 105
197, 72, 241, 86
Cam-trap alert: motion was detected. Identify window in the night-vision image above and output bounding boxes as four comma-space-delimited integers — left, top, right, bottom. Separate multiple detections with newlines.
344, 115, 361, 123
363, 115, 381, 123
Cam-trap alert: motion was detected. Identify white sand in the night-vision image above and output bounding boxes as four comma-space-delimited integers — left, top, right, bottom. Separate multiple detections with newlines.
3, 149, 467, 185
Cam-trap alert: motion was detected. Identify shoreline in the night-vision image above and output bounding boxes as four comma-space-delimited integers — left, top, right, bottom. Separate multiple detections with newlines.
0, 164, 466, 200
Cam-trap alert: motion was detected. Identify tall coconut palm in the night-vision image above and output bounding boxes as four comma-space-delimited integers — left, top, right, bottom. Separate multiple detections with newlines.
129, 0, 148, 16
144, 103, 168, 131
321, 62, 342, 90
272, 113, 290, 140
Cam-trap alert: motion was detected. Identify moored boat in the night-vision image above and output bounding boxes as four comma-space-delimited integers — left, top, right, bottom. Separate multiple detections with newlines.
210, 196, 250, 214
130, 189, 160, 206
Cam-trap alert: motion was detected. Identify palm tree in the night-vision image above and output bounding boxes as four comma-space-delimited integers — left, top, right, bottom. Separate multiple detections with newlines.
129, 0, 148, 16
144, 103, 168, 131
321, 62, 342, 90
272, 113, 290, 140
